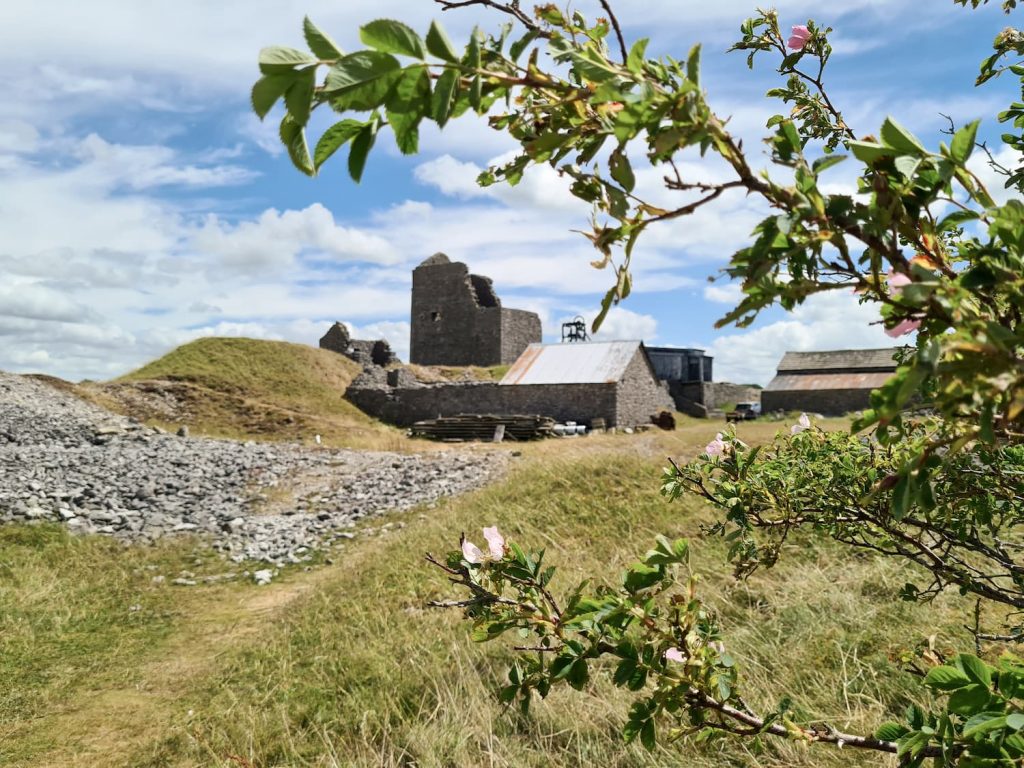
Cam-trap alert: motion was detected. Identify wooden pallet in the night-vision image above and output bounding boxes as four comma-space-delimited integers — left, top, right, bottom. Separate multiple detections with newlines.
410, 414, 556, 442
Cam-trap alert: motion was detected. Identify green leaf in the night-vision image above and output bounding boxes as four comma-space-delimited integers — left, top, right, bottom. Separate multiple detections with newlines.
432, 68, 459, 127
609, 149, 636, 192
348, 119, 379, 182
303, 16, 343, 59
686, 44, 701, 87
959, 654, 994, 687
849, 140, 894, 163
314, 119, 364, 170
509, 30, 539, 62
360, 19, 426, 59
567, 658, 589, 690
279, 114, 314, 176
874, 722, 909, 741
465, 30, 482, 111
626, 38, 649, 75
962, 712, 1007, 738
324, 52, 402, 111
1007, 713, 1024, 731
924, 664, 972, 691
948, 684, 992, 716
640, 718, 656, 750
386, 67, 430, 155
937, 209, 980, 231
425, 20, 459, 62
880, 117, 927, 156
812, 154, 847, 174
951, 119, 980, 164
622, 562, 663, 593
251, 73, 296, 119
284, 67, 317, 127
894, 155, 922, 179
259, 46, 317, 74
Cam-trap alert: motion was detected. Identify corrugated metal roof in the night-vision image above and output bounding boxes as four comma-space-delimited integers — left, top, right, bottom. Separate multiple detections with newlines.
776, 348, 902, 373
764, 372, 894, 392
500, 341, 642, 385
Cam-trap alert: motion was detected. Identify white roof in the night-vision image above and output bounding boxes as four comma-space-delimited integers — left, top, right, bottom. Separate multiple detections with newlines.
499, 341, 643, 385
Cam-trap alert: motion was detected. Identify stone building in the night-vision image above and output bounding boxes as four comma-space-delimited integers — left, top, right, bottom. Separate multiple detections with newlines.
410, 253, 542, 366
642, 346, 758, 416
319, 322, 397, 368
346, 340, 673, 428
499, 340, 675, 427
761, 348, 901, 415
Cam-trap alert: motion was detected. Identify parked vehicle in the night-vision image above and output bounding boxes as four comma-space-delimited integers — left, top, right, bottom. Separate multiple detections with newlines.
726, 402, 762, 423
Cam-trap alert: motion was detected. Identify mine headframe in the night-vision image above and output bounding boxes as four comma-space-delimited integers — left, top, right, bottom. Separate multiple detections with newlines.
561, 315, 590, 343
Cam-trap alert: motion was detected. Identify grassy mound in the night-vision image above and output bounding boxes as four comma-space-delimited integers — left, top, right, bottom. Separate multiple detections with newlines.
91, 337, 402, 450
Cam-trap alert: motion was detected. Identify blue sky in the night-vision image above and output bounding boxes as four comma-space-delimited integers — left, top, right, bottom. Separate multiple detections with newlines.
0, 0, 1018, 384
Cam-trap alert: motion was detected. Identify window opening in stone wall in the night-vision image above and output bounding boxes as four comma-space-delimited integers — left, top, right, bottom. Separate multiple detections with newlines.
431, 311, 441, 322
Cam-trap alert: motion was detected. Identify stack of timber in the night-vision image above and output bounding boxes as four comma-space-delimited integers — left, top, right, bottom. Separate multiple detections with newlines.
410, 414, 556, 441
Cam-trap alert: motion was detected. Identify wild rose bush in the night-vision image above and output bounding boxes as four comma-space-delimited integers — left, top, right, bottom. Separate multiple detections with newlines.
256, 0, 1024, 763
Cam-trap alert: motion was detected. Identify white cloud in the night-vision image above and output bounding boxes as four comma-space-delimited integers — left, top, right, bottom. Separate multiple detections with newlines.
557, 307, 658, 343
704, 283, 743, 304
709, 289, 896, 385
192, 203, 402, 273
0, 283, 96, 323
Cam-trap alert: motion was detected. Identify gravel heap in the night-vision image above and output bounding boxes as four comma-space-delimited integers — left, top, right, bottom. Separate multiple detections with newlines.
0, 371, 502, 565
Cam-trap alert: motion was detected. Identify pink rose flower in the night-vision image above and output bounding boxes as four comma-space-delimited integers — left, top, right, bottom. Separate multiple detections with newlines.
790, 412, 811, 435
482, 526, 505, 559
462, 539, 485, 564
705, 433, 728, 457
885, 318, 922, 338
665, 647, 686, 663
788, 25, 811, 50
887, 268, 912, 293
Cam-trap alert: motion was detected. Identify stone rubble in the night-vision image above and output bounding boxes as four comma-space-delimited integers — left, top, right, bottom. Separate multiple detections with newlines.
0, 371, 503, 566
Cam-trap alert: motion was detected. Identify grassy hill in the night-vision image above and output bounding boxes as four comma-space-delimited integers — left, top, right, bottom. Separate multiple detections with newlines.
0, 419, 980, 767
84, 337, 402, 450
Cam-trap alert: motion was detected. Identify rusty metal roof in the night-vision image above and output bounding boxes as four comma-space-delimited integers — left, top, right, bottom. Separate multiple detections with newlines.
776, 348, 902, 373
764, 372, 894, 392
500, 341, 642, 385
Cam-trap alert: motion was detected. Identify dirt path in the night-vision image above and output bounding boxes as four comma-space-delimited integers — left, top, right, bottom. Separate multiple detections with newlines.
21, 568, 335, 768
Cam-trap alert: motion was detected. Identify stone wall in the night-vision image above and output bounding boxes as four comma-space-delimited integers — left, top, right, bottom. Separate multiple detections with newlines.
616, 350, 676, 426
410, 254, 541, 366
500, 309, 543, 366
668, 382, 762, 414
346, 379, 623, 427
762, 388, 871, 416
319, 322, 398, 368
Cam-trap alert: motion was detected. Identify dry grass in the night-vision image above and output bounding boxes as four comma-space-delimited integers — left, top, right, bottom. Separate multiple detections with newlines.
0, 422, 980, 768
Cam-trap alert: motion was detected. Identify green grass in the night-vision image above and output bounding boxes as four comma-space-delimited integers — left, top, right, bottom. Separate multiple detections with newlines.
1, 435, 979, 767
90, 337, 405, 450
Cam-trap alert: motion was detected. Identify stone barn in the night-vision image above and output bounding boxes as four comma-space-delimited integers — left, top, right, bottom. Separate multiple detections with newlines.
346, 340, 674, 428
498, 340, 674, 427
410, 253, 542, 366
761, 348, 901, 415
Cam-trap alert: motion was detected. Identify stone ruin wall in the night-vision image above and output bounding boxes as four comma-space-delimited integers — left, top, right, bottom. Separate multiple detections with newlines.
319, 322, 397, 369
410, 254, 541, 367
500, 309, 543, 366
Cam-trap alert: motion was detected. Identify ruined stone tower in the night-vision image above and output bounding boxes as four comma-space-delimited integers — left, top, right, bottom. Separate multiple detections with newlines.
410, 253, 542, 366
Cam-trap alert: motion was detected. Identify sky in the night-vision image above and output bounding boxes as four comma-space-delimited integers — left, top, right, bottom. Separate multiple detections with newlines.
0, 0, 1019, 385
